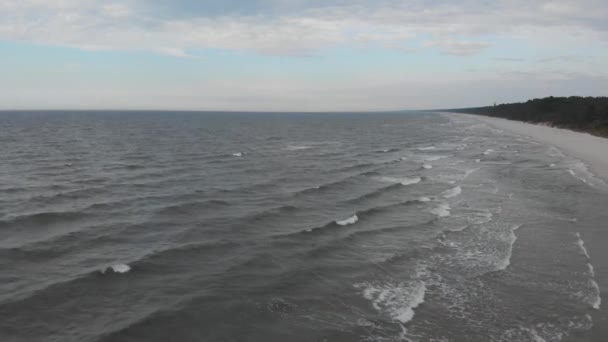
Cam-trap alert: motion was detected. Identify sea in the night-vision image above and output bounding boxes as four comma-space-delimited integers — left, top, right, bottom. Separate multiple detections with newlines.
0, 111, 607, 342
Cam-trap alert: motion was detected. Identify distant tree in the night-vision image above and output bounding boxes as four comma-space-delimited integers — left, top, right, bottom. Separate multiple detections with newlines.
585, 105, 598, 122
450, 96, 608, 138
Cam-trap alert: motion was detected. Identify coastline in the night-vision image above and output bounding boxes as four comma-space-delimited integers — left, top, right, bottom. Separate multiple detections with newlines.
445, 112, 608, 341
445, 113, 608, 183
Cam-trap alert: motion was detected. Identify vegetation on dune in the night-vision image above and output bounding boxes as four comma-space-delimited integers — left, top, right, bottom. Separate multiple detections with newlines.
449, 96, 608, 138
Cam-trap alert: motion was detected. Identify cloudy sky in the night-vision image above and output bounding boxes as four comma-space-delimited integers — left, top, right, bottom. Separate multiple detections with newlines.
1, 0, 607, 111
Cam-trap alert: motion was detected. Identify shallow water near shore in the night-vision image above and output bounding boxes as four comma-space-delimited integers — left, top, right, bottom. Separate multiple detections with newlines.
0, 111, 606, 341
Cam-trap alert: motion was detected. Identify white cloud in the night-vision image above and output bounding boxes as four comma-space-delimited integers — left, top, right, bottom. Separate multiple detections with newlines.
102, 3, 131, 18
425, 39, 489, 56
1, 0, 607, 57
156, 47, 191, 58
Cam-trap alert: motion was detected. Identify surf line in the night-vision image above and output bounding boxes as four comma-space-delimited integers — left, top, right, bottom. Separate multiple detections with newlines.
575, 232, 602, 310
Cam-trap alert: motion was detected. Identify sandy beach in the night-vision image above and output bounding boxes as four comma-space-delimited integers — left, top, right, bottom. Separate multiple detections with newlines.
451, 113, 608, 183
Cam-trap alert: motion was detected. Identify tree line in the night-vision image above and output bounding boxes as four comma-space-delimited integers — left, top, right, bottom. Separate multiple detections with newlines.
449, 96, 608, 137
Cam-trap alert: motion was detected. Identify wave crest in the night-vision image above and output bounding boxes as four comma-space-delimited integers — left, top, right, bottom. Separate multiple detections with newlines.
355, 280, 426, 324
376, 176, 422, 186
442, 186, 462, 199
101, 264, 131, 274
431, 203, 451, 218
336, 215, 358, 226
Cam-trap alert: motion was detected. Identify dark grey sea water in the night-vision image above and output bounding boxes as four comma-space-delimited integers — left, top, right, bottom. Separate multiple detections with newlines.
0, 111, 607, 342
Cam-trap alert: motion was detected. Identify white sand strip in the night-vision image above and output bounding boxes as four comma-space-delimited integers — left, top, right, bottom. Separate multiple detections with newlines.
448, 113, 608, 182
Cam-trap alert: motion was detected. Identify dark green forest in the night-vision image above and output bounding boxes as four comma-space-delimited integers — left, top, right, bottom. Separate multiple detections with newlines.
449, 96, 608, 137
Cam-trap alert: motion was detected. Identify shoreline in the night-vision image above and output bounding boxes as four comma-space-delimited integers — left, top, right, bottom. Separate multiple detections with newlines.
445, 113, 608, 184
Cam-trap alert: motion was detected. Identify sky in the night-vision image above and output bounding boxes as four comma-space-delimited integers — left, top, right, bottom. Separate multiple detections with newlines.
1, 0, 608, 111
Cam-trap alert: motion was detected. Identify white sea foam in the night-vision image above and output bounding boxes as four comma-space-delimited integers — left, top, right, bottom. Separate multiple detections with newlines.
441, 142, 468, 149
463, 114, 608, 190
468, 210, 493, 225
102, 264, 131, 274
355, 280, 426, 324
377, 176, 422, 186
400, 177, 422, 186
504, 327, 549, 342
448, 225, 469, 232
550, 147, 606, 187
496, 225, 522, 271
574, 233, 601, 309
431, 203, 451, 218
573, 161, 608, 189
418, 196, 432, 202
443, 223, 521, 274
286, 145, 312, 151
417, 146, 436, 151
423, 164, 433, 169
463, 168, 480, 179
423, 155, 451, 161
503, 315, 593, 342
570, 314, 594, 330
232, 152, 244, 157
568, 169, 589, 184
483, 149, 495, 155
590, 279, 602, 309
442, 186, 462, 198
336, 215, 358, 226
575, 232, 591, 259
529, 329, 548, 342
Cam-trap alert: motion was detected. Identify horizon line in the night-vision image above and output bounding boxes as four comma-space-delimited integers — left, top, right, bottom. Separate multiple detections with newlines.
0, 108, 475, 114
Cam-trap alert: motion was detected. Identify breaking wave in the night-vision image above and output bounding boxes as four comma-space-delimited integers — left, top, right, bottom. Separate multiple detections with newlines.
355, 280, 426, 324
286, 145, 312, 151
575, 232, 591, 259
101, 264, 131, 274
376, 176, 422, 186
431, 203, 451, 218
376, 148, 400, 153
575, 232, 601, 309
296, 200, 424, 235
495, 225, 522, 271
423, 155, 451, 161
441, 186, 462, 199
336, 215, 359, 226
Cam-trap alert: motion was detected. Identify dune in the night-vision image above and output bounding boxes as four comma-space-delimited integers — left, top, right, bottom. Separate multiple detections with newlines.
449, 113, 608, 182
